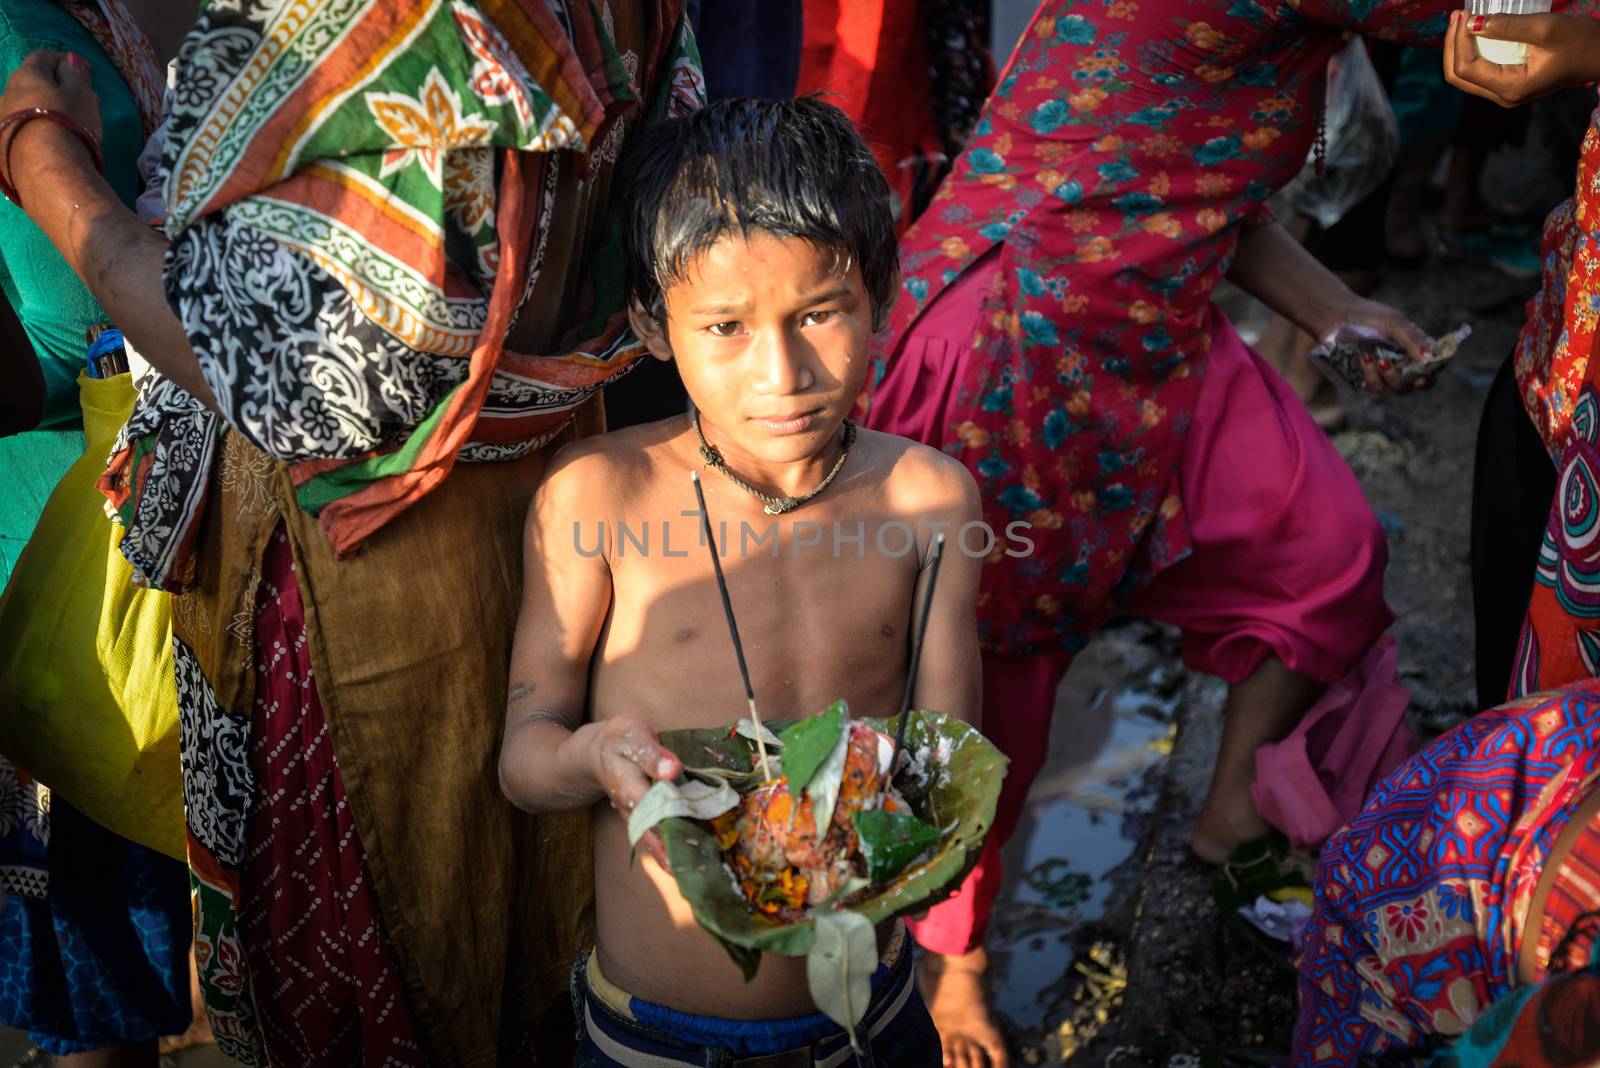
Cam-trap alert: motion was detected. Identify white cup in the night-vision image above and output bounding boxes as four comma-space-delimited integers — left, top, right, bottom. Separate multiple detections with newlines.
1466, 0, 1552, 64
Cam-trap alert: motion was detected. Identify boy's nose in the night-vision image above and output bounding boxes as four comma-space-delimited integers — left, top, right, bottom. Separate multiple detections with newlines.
752, 329, 815, 395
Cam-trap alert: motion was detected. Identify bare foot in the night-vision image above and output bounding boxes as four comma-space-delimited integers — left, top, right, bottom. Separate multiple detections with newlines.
159, 948, 216, 1055
158, 1015, 216, 1055
918, 948, 1010, 1068
1189, 658, 1322, 865
1189, 777, 1272, 865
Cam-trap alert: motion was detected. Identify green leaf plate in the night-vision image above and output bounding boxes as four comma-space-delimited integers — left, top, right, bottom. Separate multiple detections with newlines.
656, 705, 1007, 979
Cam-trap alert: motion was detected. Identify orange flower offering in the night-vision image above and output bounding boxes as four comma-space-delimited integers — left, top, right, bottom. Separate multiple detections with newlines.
713, 721, 909, 923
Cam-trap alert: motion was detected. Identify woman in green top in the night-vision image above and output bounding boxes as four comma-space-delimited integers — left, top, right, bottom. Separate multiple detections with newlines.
0, 2, 194, 1064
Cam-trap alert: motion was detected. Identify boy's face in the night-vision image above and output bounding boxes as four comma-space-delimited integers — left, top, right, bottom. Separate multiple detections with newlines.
636, 230, 875, 469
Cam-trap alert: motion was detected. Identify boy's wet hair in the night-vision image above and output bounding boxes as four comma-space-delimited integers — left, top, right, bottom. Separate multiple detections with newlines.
620, 96, 898, 331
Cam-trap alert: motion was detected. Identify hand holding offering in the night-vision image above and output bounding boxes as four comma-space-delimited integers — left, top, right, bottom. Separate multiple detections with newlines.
627, 703, 1005, 1040
1305, 288, 1462, 394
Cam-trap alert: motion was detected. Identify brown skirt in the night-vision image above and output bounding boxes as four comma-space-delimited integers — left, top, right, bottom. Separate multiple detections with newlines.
171, 408, 599, 1066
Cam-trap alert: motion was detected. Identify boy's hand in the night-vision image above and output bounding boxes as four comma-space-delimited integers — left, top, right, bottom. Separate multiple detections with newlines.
589, 716, 683, 868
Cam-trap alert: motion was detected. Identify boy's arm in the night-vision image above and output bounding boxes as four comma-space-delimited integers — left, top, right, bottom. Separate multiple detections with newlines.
499, 448, 681, 818
905, 459, 985, 730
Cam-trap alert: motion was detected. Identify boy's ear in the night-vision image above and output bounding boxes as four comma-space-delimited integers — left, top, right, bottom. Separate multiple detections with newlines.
627, 297, 674, 363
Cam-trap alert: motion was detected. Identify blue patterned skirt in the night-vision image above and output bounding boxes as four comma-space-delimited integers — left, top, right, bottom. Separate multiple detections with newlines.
0, 765, 190, 1055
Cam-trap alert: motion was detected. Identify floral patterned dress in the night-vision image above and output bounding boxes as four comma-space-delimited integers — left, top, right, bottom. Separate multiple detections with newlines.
1510, 111, 1600, 696
863, 0, 1450, 658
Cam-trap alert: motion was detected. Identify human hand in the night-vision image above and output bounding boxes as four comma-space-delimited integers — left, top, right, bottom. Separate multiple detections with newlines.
1444, 9, 1600, 106
0, 52, 103, 199
1314, 296, 1435, 394
587, 716, 682, 867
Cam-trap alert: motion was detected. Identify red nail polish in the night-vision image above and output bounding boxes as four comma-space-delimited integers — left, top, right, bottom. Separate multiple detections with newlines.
1379, 359, 1393, 371
1362, 353, 1374, 364
1468, 15, 1486, 32
66, 53, 88, 70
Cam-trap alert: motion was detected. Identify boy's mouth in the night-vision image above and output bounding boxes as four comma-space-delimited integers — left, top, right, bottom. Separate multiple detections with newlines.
748, 408, 824, 435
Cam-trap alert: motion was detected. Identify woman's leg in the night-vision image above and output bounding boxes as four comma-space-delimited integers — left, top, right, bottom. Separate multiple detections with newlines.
1129, 308, 1394, 862
911, 652, 1070, 1068
1191, 658, 1325, 862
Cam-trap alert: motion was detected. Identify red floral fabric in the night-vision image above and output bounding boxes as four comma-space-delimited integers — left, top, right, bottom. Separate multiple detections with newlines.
861, 0, 1450, 657
1514, 114, 1600, 457
236, 530, 426, 1067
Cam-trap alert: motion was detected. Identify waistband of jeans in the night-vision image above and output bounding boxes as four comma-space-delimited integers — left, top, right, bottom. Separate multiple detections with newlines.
577, 921, 913, 1064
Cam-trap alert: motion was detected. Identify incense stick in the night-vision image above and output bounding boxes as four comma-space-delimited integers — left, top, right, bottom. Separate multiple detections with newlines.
690, 472, 774, 778
893, 534, 945, 766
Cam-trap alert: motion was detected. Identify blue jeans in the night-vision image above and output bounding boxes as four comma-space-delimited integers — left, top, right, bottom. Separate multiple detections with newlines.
571, 936, 941, 1067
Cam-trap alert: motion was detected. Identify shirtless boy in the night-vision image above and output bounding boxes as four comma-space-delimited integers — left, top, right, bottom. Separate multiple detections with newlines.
498, 98, 983, 1066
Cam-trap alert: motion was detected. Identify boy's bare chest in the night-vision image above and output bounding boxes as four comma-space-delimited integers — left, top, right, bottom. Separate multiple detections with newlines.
594, 503, 925, 726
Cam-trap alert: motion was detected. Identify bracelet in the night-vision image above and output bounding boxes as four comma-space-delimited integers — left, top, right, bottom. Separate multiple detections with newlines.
0, 107, 105, 208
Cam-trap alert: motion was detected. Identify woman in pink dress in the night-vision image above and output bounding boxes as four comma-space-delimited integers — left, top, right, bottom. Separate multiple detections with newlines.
860, 0, 1454, 1062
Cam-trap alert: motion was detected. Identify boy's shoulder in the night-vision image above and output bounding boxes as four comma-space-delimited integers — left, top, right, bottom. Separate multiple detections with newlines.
538, 415, 688, 507
855, 427, 980, 515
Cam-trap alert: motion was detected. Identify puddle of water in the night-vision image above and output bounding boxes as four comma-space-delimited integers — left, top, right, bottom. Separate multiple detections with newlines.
988, 628, 1181, 1041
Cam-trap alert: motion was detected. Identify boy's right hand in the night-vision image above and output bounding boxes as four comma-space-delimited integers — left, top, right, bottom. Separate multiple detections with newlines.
588, 716, 682, 867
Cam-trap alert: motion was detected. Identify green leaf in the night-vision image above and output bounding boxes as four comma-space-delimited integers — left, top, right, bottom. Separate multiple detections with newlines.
735, 719, 785, 750
655, 708, 1008, 981
853, 810, 942, 885
778, 701, 845, 793
806, 711, 853, 839
627, 778, 738, 847
806, 906, 876, 1042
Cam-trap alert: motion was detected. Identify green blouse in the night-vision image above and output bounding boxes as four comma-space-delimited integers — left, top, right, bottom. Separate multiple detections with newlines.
0, 0, 145, 586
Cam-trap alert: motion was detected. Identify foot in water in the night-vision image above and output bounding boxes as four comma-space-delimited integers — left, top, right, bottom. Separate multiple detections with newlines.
918, 948, 1010, 1068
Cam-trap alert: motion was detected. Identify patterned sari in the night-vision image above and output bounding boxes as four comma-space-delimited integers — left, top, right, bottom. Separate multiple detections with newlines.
106, 3, 702, 1063
1510, 110, 1600, 698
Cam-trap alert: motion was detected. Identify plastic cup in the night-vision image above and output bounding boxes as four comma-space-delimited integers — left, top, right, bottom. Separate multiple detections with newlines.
1467, 0, 1552, 64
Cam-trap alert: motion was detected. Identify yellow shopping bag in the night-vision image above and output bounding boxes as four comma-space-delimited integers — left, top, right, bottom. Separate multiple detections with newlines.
0, 371, 185, 862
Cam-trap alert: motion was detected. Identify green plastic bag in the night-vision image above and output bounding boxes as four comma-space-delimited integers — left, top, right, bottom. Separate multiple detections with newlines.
0, 371, 184, 861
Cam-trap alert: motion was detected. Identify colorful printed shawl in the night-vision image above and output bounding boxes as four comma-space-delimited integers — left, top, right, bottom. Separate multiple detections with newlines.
1432, 933, 1600, 1067
1510, 107, 1600, 697
1512, 110, 1600, 459
1292, 681, 1600, 1066
101, 0, 704, 590
62, 0, 165, 135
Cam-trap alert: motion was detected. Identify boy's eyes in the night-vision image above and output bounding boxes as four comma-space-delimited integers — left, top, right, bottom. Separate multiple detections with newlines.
702, 310, 836, 337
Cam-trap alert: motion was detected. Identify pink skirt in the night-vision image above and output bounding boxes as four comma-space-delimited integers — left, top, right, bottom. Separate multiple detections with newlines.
873, 251, 1413, 893
868, 249, 1394, 686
